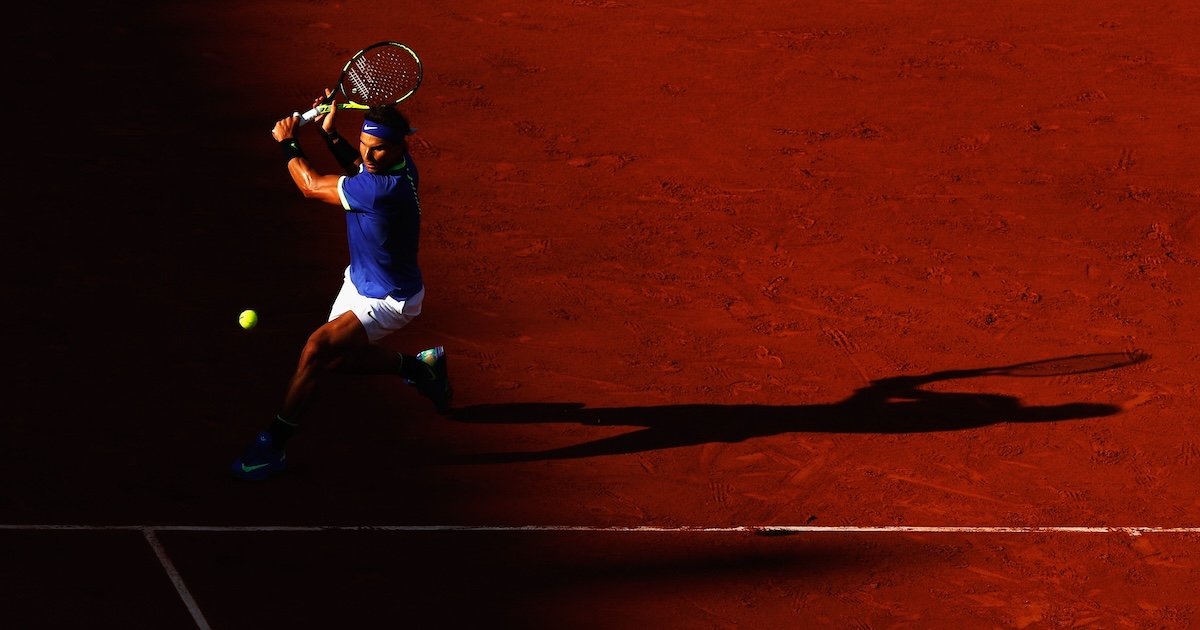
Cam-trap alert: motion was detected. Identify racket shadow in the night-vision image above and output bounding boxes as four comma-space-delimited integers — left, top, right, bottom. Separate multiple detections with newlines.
445, 352, 1148, 463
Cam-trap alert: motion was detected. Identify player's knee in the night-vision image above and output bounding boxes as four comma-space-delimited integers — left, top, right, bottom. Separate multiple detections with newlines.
299, 330, 339, 369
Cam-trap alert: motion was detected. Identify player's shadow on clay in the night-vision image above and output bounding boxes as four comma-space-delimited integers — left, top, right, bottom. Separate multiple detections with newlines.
446, 352, 1148, 463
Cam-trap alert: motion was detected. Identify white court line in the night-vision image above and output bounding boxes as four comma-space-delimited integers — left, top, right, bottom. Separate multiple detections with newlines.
141, 528, 212, 630
4, 523, 1197, 630
2, 524, 1200, 536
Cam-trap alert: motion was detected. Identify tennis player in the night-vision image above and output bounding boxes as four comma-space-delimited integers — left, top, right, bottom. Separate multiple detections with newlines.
231, 97, 449, 481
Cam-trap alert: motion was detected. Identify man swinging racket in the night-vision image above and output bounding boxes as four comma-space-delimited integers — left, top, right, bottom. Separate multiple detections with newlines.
231, 90, 449, 481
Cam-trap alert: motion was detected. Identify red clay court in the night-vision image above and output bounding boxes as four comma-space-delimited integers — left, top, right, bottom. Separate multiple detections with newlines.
5, 0, 1199, 627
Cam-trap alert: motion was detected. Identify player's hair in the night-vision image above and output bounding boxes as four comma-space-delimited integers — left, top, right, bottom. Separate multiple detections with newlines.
365, 106, 412, 151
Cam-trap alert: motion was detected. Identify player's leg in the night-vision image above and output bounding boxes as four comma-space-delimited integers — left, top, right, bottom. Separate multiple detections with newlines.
336, 286, 451, 413
280, 311, 372, 420
231, 312, 369, 481
231, 278, 447, 479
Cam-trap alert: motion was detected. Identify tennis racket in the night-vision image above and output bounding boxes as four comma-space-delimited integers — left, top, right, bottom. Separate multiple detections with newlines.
293, 41, 423, 126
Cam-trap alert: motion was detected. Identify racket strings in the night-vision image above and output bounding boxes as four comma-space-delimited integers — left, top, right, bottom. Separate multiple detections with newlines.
344, 46, 422, 106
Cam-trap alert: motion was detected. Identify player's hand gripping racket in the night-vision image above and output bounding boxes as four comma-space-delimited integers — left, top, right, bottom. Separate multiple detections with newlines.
293, 41, 423, 126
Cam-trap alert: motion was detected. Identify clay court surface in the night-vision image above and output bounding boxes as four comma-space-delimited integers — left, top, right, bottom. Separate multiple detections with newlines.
5, 0, 1200, 627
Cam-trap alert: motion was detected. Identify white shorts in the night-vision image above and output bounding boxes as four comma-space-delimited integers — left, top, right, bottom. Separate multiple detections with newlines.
328, 266, 424, 342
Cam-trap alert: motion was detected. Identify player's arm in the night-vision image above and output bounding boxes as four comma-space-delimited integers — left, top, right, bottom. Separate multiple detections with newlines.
315, 91, 363, 175
320, 130, 363, 175
284, 156, 344, 205
272, 116, 344, 206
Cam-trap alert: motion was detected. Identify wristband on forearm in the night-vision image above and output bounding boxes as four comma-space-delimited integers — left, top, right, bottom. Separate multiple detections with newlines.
321, 128, 342, 153
280, 138, 306, 162
324, 131, 361, 174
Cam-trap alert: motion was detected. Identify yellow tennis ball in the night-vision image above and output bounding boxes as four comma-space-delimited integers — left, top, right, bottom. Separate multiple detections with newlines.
239, 309, 258, 330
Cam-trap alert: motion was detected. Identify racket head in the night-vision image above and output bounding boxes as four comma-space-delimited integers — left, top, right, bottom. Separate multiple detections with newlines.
337, 41, 423, 107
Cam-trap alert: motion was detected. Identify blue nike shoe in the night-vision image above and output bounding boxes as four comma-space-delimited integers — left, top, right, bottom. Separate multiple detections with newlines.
231, 431, 287, 481
412, 346, 451, 414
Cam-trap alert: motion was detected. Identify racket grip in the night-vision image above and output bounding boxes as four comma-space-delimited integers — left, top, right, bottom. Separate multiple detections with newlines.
295, 106, 321, 126
295, 103, 335, 126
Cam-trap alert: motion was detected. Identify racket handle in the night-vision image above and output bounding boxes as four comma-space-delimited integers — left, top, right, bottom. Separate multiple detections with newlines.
295, 106, 320, 126
294, 103, 334, 126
